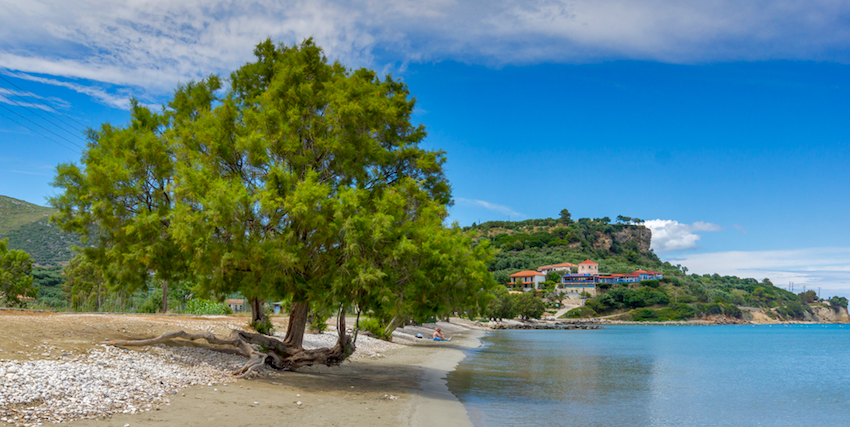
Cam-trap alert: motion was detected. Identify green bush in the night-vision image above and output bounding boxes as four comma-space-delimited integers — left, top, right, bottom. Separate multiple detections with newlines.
722, 303, 742, 318
185, 298, 233, 315
250, 318, 275, 335
359, 317, 392, 341
631, 307, 657, 321
641, 280, 660, 288
310, 311, 330, 334
563, 306, 596, 318
631, 303, 694, 321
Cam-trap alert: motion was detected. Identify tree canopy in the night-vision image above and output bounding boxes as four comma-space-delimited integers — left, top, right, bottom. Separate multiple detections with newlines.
0, 238, 35, 307
50, 39, 495, 367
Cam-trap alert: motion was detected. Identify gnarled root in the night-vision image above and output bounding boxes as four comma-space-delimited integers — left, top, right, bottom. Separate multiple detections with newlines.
105, 328, 355, 378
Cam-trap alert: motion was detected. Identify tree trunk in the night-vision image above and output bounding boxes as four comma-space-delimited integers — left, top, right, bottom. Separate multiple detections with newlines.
162, 280, 168, 313
284, 301, 309, 349
250, 297, 266, 324
382, 315, 402, 339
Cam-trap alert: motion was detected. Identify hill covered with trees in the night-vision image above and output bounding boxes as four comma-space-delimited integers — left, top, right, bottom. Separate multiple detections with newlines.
468, 212, 848, 322
0, 195, 81, 265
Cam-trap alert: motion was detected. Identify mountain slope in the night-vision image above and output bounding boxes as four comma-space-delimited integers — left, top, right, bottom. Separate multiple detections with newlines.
0, 195, 81, 265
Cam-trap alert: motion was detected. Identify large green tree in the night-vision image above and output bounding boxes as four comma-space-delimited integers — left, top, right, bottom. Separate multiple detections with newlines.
0, 239, 35, 307
53, 39, 494, 372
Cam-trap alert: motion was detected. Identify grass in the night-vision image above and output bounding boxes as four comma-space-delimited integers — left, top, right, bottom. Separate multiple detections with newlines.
0, 195, 53, 234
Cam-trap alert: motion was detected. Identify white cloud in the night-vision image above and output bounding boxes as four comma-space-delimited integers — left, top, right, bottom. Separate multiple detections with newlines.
644, 219, 722, 253
2, 71, 136, 110
667, 247, 850, 297
1, 0, 850, 108
455, 197, 525, 219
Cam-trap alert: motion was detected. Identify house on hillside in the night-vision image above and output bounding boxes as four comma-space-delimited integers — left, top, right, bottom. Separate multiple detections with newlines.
537, 262, 577, 275
505, 257, 663, 295
509, 270, 546, 291
634, 270, 664, 281
577, 259, 599, 275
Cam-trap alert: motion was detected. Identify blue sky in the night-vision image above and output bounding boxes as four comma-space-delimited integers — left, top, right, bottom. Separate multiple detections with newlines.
1, 0, 849, 296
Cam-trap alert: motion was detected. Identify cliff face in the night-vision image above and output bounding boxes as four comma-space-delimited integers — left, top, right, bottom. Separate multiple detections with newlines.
742, 306, 849, 324
810, 306, 850, 323
592, 227, 652, 253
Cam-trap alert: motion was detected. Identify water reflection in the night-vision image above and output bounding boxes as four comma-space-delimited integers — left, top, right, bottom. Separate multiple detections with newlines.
446, 326, 850, 427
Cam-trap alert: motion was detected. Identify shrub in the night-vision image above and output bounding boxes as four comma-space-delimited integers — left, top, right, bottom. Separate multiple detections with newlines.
722, 303, 742, 318
250, 318, 275, 335
564, 306, 596, 318
631, 308, 657, 321
185, 298, 233, 315
310, 311, 330, 334
358, 317, 393, 341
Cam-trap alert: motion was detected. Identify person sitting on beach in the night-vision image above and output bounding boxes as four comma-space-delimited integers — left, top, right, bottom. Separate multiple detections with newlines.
432, 328, 452, 341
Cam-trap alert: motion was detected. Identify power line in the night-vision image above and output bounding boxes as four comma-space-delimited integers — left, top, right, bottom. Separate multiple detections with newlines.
0, 73, 90, 132
0, 81, 88, 144
0, 103, 84, 151
0, 109, 80, 154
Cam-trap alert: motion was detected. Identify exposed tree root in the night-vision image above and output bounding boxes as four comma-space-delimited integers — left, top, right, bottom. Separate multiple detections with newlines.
105, 308, 355, 378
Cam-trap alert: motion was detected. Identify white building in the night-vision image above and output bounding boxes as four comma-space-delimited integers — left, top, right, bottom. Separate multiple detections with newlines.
509, 270, 547, 291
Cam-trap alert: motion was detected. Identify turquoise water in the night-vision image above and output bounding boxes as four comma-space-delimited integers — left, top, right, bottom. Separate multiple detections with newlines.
446, 325, 850, 427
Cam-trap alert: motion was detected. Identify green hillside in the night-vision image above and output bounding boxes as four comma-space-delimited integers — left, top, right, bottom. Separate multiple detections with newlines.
0, 195, 52, 231
469, 216, 847, 322
0, 195, 81, 265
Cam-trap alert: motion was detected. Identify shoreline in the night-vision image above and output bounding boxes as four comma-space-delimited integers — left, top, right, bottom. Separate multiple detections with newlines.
401, 326, 483, 427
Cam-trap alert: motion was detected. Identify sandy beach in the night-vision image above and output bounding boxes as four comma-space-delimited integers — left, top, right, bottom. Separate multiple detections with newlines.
0, 311, 483, 427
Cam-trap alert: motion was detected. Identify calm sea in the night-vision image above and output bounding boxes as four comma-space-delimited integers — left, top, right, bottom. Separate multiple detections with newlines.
446, 325, 850, 427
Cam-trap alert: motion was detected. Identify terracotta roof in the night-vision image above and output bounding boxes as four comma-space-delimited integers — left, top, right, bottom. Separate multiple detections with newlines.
510, 270, 545, 277
537, 262, 577, 270
578, 259, 598, 265
634, 270, 661, 275
226, 299, 245, 304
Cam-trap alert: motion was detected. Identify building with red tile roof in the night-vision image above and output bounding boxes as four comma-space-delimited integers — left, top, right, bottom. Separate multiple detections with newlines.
537, 262, 577, 274
509, 270, 546, 290
577, 259, 599, 275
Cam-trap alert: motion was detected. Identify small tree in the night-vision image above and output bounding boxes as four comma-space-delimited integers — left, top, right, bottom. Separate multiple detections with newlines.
798, 290, 818, 304
559, 209, 572, 224
514, 291, 545, 320
0, 239, 35, 307
485, 286, 517, 321
63, 253, 107, 311
828, 296, 848, 309
546, 270, 561, 283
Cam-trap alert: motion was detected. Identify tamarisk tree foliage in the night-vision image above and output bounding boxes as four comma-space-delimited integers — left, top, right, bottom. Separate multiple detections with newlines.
51, 102, 186, 313
51, 39, 495, 372
0, 238, 35, 307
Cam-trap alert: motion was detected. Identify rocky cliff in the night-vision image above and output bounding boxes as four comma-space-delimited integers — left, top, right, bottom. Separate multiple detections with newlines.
592, 227, 652, 252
